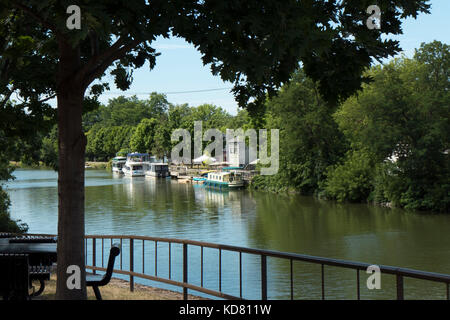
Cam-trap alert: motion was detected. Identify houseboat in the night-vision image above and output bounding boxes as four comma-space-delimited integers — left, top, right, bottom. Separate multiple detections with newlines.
111, 156, 127, 173
204, 171, 244, 188
122, 153, 149, 177
145, 163, 170, 178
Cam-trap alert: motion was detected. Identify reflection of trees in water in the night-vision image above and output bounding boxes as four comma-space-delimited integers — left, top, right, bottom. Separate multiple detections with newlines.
245, 191, 450, 299
193, 187, 257, 217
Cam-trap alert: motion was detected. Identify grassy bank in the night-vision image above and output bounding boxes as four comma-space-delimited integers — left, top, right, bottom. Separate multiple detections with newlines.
10, 161, 110, 170
85, 161, 109, 170
34, 275, 206, 300
9, 161, 52, 169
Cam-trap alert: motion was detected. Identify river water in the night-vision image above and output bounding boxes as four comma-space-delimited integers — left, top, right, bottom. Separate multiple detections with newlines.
4, 169, 450, 299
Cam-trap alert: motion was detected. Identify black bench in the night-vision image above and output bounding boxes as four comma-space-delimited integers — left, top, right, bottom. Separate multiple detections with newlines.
0, 254, 30, 300
29, 264, 52, 297
9, 236, 57, 243
86, 244, 120, 300
0, 233, 14, 238
6, 236, 56, 296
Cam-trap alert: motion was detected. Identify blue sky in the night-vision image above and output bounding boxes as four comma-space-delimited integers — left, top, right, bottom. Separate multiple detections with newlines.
97, 0, 450, 115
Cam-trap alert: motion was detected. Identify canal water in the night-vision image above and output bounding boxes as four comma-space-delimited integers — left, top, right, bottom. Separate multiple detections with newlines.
4, 169, 450, 299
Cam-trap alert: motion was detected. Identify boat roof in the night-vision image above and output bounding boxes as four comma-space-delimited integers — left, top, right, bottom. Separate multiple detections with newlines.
127, 153, 149, 157
222, 166, 243, 170
126, 162, 146, 165
208, 171, 238, 176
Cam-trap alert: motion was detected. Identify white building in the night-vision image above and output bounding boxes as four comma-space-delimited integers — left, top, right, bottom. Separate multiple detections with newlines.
225, 137, 257, 167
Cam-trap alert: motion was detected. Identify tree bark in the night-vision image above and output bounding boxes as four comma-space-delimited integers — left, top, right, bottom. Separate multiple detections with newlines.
55, 40, 87, 300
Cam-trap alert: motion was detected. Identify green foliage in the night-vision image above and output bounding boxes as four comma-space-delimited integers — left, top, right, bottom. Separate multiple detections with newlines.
252, 70, 346, 195
40, 125, 58, 170
116, 148, 131, 157
152, 124, 171, 159
0, 186, 28, 233
332, 41, 449, 211
130, 118, 158, 154
86, 125, 135, 161
0, 133, 29, 233
324, 149, 375, 202
253, 41, 449, 213
189, 104, 233, 132
83, 94, 170, 130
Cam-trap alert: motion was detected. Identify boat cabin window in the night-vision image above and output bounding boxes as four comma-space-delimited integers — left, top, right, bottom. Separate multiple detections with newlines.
132, 165, 143, 170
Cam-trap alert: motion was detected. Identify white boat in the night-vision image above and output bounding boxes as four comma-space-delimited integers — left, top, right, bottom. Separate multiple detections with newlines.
122, 153, 149, 177
204, 171, 244, 188
145, 163, 170, 178
111, 156, 127, 173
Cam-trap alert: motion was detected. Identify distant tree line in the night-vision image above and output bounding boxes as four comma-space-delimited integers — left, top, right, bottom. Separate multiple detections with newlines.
38, 92, 249, 164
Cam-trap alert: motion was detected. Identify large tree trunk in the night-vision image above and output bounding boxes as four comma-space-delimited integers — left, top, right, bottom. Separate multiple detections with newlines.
55, 40, 87, 300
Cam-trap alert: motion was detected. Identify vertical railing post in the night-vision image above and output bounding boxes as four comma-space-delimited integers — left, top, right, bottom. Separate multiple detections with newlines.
168, 242, 171, 279
92, 238, 96, 274
120, 238, 123, 270
290, 259, 294, 300
447, 283, 449, 300
101, 238, 104, 268
261, 255, 267, 300
321, 264, 325, 300
219, 249, 222, 292
155, 241, 158, 277
130, 238, 134, 292
396, 275, 404, 300
239, 252, 242, 299
183, 243, 188, 300
200, 246, 203, 287
356, 269, 360, 300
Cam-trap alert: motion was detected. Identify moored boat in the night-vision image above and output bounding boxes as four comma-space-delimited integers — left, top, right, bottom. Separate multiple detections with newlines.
145, 163, 170, 178
204, 171, 244, 188
122, 153, 149, 177
111, 156, 127, 173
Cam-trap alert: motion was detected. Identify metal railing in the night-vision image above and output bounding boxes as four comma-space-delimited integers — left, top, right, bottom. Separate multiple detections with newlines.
21, 233, 450, 300
80, 234, 450, 300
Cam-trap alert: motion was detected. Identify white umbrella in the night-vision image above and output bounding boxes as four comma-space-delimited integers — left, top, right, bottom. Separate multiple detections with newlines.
249, 159, 260, 165
210, 161, 229, 166
193, 155, 216, 165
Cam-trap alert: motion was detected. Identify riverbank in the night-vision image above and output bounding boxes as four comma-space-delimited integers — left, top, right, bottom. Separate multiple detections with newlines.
85, 161, 109, 170
9, 161, 109, 170
9, 161, 52, 169
35, 275, 206, 300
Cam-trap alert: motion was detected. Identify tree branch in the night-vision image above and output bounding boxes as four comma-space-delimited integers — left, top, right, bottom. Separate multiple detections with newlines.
82, 39, 140, 89
77, 37, 127, 81
39, 93, 57, 103
12, 2, 60, 36
0, 90, 13, 109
